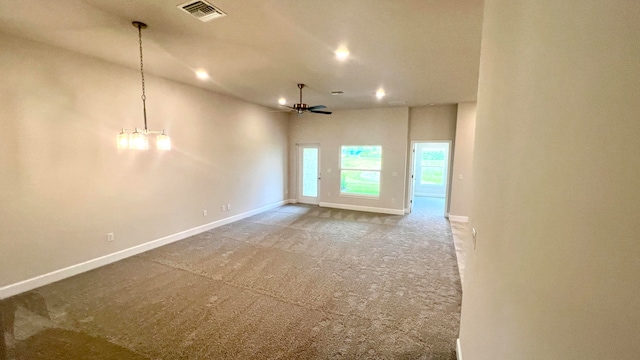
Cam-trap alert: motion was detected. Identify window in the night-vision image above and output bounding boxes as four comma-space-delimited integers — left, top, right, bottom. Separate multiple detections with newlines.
340, 145, 382, 197
420, 148, 446, 185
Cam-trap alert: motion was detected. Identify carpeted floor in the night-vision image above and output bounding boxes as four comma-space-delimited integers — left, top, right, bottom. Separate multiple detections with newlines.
2, 198, 461, 359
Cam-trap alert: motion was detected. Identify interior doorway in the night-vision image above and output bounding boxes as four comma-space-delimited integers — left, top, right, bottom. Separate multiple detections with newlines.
408, 141, 451, 216
297, 144, 320, 205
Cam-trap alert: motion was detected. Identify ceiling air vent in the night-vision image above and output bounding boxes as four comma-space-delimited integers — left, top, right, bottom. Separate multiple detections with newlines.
177, 0, 227, 22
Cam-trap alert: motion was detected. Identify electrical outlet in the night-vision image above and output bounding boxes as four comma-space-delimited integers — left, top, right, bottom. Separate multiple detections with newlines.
203, 210, 207, 216
471, 228, 477, 250
107, 233, 114, 242
227, 204, 231, 211
221, 205, 226, 212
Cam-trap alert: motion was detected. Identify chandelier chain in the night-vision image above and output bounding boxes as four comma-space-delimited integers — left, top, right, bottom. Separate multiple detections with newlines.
137, 23, 148, 131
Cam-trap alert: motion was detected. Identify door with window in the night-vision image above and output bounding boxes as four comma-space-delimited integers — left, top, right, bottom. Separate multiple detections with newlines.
413, 142, 450, 198
297, 144, 320, 204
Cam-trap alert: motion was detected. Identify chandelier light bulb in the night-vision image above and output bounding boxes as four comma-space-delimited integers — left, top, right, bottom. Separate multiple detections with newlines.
130, 129, 149, 150
156, 131, 172, 150
117, 129, 130, 149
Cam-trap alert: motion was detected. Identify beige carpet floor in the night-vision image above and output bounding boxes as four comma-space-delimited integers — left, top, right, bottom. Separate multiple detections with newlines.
2, 198, 461, 359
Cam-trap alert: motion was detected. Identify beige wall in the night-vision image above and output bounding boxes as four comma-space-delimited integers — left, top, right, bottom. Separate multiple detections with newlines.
409, 105, 458, 141
449, 102, 476, 219
459, 1, 640, 359
0, 34, 289, 287
288, 107, 409, 212
406, 105, 457, 212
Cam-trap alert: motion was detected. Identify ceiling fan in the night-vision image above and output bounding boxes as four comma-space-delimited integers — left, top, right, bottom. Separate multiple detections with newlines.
283, 84, 332, 115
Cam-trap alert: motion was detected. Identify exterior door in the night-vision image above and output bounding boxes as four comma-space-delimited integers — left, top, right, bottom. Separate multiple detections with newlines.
297, 144, 320, 204
413, 142, 450, 198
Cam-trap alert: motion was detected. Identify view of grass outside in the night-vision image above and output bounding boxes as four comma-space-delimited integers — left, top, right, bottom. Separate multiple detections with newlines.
421, 167, 444, 184
341, 171, 380, 195
340, 146, 382, 196
420, 149, 445, 185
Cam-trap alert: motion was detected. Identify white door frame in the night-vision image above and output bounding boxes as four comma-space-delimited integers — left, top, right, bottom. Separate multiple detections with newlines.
296, 143, 321, 205
407, 140, 452, 216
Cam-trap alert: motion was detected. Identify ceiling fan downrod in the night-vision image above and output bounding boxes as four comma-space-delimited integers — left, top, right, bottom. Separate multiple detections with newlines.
296, 83, 307, 114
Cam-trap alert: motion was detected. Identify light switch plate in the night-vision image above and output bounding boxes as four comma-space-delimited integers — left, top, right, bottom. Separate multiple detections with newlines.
471, 228, 477, 250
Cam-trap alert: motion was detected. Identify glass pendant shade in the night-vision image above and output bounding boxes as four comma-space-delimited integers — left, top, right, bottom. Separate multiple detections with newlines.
117, 130, 130, 149
130, 130, 149, 150
156, 131, 171, 150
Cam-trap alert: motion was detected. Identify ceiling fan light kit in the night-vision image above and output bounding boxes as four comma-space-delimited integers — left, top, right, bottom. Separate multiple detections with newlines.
117, 21, 171, 151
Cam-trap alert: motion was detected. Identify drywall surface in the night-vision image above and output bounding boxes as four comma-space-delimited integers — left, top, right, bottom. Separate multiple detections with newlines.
288, 107, 409, 212
449, 102, 476, 219
459, 1, 640, 359
409, 105, 457, 142
0, 34, 288, 287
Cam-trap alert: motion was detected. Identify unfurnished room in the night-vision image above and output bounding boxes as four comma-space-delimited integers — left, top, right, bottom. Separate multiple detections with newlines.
1, 1, 639, 359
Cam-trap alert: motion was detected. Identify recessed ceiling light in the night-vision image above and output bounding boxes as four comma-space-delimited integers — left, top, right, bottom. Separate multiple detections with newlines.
330, 91, 344, 95
278, 98, 287, 105
335, 47, 350, 61
195, 70, 209, 80
376, 89, 386, 99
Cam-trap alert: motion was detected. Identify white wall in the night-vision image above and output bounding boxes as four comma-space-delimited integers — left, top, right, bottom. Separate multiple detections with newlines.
0, 34, 289, 289
449, 102, 476, 220
288, 107, 409, 213
459, 1, 640, 359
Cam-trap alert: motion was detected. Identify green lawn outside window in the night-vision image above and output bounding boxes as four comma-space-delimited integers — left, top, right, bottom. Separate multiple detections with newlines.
340, 146, 382, 196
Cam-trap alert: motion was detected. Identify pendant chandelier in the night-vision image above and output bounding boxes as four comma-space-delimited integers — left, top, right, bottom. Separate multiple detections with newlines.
117, 21, 171, 150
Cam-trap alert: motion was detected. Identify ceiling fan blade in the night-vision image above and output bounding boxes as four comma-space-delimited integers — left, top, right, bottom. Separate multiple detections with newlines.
308, 105, 327, 111
310, 110, 332, 115
280, 105, 295, 110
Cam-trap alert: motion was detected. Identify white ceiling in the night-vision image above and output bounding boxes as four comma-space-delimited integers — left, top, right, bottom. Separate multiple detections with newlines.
0, 0, 484, 111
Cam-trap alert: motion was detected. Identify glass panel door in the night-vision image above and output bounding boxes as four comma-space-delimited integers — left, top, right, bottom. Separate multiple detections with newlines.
298, 144, 320, 204
302, 148, 318, 197
413, 142, 449, 198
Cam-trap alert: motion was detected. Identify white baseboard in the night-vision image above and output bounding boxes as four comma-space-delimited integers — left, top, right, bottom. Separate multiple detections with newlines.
286, 198, 298, 204
0, 200, 288, 300
449, 215, 469, 223
457, 338, 463, 360
319, 202, 404, 215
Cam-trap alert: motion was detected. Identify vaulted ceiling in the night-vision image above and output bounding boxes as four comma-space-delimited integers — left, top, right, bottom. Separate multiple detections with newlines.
0, 0, 484, 110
